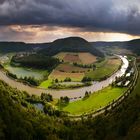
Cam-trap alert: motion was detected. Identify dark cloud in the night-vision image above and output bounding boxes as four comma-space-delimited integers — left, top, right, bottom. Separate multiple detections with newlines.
0, 0, 140, 35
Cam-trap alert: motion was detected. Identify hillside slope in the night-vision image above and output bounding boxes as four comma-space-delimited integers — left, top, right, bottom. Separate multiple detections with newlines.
126, 39, 140, 55
0, 71, 140, 139
39, 37, 104, 57
0, 42, 50, 53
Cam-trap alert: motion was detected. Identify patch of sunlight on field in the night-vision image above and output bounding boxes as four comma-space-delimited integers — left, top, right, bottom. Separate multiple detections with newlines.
39, 79, 52, 89
86, 58, 121, 80
63, 86, 126, 115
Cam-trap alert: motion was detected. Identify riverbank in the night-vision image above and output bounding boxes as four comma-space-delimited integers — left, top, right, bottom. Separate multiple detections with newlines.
0, 55, 129, 100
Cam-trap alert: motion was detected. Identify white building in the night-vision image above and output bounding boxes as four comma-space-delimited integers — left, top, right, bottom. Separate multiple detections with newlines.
124, 81, 130, 87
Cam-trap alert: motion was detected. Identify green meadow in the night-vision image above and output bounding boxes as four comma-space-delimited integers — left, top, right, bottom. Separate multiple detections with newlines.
63, 86, 126, 115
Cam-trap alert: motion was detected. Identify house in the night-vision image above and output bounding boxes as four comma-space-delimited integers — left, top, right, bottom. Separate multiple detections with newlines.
117, 82, 122, 86
126, 73, 131, 77
124, 81, 130, 87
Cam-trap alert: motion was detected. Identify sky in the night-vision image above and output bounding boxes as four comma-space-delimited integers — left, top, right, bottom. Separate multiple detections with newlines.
0, 0, 140, 43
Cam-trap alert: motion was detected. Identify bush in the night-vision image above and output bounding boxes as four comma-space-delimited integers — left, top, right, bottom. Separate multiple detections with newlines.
20, 76, 39, 86
41, 93, 53, 102
7, 72, 17, 79
82, 77, 92, 82
64, 77, 71, 82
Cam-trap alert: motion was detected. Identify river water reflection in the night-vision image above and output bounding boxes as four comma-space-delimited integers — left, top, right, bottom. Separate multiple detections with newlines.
0, 55, 129, 100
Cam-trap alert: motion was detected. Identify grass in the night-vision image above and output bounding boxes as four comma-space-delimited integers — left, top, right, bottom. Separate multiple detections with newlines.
86, 58, 121, 80
64, 53, 81, 63
39, 79, 52, 89
95, 58, 107, 68
48, 69, 85, 81
62, 86, 126, 115
56, 63, 89, 73
54, 52, 97, 64
53, 52, 67, 60
78, 52, 97, 64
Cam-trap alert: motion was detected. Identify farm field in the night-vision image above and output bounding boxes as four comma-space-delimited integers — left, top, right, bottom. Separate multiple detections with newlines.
86, 58, 121, 80
63, 86, 126, 115
54, 52, 97, 64
39, 79, 52, 88
78, 52, 97, 64
54, 52, 67, 60
48, 70, 84, 81
56, 63, 89, 73
48, 55, 122, 83
64, 53, 81, 63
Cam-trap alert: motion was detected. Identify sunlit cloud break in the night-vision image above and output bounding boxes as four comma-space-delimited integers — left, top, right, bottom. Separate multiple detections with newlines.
0, 0, 140, 42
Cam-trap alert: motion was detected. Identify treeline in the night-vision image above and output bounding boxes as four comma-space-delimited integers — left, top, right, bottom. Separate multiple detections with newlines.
11, 54, 60, 70
7, 71, 40, 86
0, 42, 50, 53
126, 39, 140, 55
0, 42, 33, 53
73, 62, 96, 69
48, 82, 92, 89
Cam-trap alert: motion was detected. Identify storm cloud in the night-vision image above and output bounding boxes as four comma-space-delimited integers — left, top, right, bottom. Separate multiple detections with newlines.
0, 0, 140, 35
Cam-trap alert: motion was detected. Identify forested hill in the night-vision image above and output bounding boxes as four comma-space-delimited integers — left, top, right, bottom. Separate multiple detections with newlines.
91, 39, 140, 55
0, 38, 103, 57
39, 37, 104, 57
0, 38, 140, 56
126, 39, 140, 55
1, 76, 140, 139
91, 41, 126, 48
0, 42, 50, 53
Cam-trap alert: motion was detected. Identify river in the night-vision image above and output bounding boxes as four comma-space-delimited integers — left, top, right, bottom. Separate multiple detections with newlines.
0, 55, 129, 100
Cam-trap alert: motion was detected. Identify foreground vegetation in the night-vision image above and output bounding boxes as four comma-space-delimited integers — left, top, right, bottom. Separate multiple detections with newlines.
0, 69, 140, 139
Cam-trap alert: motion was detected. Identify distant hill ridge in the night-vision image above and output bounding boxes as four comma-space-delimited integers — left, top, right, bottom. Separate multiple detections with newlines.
39, 37, 104, 57
0, 38, 140, 55
126, 39, 140, 55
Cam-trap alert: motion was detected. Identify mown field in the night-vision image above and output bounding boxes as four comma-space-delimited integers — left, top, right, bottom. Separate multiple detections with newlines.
62, 86, 126, 115
54, 52, 97, 64
78, 52, 97, 64
48, 52, 97, 82
39, 79, 52, 88
86, 58, 121, 80
48, 70, 85, 81
56, 63, 89, 73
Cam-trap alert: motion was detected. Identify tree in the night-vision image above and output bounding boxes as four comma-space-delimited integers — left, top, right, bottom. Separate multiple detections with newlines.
64, 77, 71, 82
83, 91, 90, 99
43, 103, 54, 116
55, 79, 58, 83
41, 93, 53, 102
60, 96, 70, 104
82, 77, 92, 82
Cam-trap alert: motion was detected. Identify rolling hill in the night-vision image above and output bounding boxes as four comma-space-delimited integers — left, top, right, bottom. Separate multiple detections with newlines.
126, 39, 140, 55
1, 38, 140, 56
0, 42, 49, 53
39, 37, 104, 57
